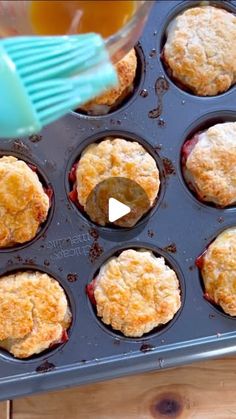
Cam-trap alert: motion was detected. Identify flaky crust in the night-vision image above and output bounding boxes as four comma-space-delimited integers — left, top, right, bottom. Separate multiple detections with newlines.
94, 249, 181, 337
76, 138, 160, 209
184, 122, 236, 207
201, 228, 236, 316
163, 6, 236, 96
80, 49, 137, 114
0, 271, 71, 358
0, 156, 50, 247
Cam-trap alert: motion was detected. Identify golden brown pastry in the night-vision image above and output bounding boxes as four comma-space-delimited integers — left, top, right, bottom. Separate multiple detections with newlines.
0, 156, 50, 247
200, 227, 236, 316
0, 271, 72, 358
87, 249, 181, 337
75, 138, 160, 226
182, 122, 236, 207
80, 48, 137, 114
163, 6, 236, 96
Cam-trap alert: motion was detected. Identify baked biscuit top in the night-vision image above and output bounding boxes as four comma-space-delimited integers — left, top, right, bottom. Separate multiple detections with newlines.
164, 6, 236, 96
81, 48, 137, 111
0, 271, 71, 358
201, 227, 236, 316
0, 156, 50, 247
76, 138, 160, 208
93, 249, 181, 337
184, 122, 236, 207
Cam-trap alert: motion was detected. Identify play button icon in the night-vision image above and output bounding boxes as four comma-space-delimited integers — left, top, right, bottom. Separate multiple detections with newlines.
85, 177, 151, 228
108, 198, 131, 223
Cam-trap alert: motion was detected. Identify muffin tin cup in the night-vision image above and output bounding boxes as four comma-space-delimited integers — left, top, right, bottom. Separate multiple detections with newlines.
0, 0, 236, 400
75, 43, 146, 117
86, 242, 185, 342
179, 110, 236, 210
0, 148, 55, 252
159, 0, 236, 98
66, 130, 166, 235
0, 265, 76, 364
196, 224, 236, 319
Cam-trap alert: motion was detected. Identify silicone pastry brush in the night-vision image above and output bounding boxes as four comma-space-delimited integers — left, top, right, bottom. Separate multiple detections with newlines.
0, 34, 117, 138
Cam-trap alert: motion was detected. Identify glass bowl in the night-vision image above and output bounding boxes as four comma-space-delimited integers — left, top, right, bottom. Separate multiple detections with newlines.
0, 0, 154, 62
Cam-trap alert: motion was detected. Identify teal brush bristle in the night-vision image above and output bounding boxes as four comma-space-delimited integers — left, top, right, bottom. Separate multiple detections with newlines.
28, 63, 116, 126
0, 34, 117, 137
3, 35, 105, 78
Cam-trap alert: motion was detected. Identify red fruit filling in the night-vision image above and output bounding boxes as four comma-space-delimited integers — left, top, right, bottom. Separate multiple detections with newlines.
203, 293, 215, 305
68, 187, 84, 212
195, 249, 207, 269
196, 249, 216, 305
86, 279, 97, 306
181, 134, 199, 165
50, 329, 69, 348
69, 189, 78, 203
68, 162, 78, 183
68, 161, 85, 211
27, 162, 53, 207
44, 187, 53, 204
27, 163, 37, 172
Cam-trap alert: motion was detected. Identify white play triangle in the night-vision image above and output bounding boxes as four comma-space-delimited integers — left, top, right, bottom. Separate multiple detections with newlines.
108, 197, 131, 223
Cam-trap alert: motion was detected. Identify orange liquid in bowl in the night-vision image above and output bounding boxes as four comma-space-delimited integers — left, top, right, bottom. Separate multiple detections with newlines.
30, 0, 136, 38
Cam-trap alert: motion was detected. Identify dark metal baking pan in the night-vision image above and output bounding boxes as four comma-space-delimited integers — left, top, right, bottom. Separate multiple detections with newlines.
0, 0, 236, 400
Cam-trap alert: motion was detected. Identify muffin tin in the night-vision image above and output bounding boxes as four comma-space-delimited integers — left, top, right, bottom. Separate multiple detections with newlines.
0, 0, 236, 400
